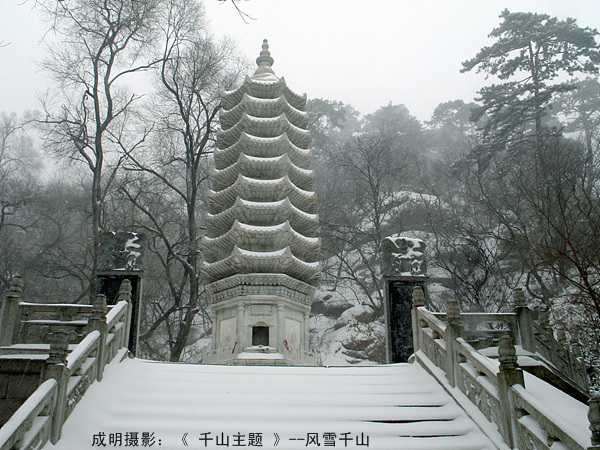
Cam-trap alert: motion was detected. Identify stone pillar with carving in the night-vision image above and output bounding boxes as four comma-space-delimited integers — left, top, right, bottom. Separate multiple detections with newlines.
381, 235, 428, 364
444, 297, 462, 387
497, 334, 524, 448
0, 275, 23, 346
97, 231, 145, 355
45, 330, 68, 444
235, 303, 245, 355
410, 286, 426, 355
277, 304, 285, 354
118, 279, 133, 350
513, 288, 535, 353
89, 294, 108, 381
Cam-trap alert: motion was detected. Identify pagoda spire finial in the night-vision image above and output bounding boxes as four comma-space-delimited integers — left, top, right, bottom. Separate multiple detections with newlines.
254, 39, 275, 76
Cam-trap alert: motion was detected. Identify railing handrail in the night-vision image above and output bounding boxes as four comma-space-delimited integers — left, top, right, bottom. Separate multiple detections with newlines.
428, 304, 588, 394
413, 304, 592, 449
18, 303, 94, 315
461, 312, 516, 318
19, 302, 94, 309
418, 307, 447, 335
0, 281, 133, 450
512, 383, 589, 449
106, 301, 128, 331
0, 379, 57, 450
66, 330, 101, 371
455, 337, 499, 377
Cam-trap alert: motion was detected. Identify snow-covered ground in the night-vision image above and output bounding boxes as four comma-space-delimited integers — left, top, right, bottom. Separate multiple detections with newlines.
47, 353, 497, 450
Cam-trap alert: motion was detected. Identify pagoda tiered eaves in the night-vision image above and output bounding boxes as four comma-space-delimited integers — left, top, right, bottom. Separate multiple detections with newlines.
214, 133, 313, 170
216, 114, 311, 149
203, 246, 320, 286
220, 94, 308, 130
205, 197, 318, 239
202, 220, 320, 264
210, 152, 314, 192
207, 174, 317, 216
221, 75, 306, 111
202, 39, 320, 292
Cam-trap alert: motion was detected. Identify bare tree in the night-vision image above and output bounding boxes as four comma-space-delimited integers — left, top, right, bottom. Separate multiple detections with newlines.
424, 177, 520, 313
321, 120, 423, 316
0, 113, 40, 294
121, 0, 245, 361
510, 137, 600, 334
35, 0, 161, 299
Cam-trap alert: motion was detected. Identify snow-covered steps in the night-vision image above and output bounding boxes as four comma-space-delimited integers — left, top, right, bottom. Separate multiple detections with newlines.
47, 358, 498, 450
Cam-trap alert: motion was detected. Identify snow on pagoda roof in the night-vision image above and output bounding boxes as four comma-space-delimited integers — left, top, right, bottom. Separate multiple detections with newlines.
205, 197, 318, 239
202, 245, 321, 286
202, 219, 320, 264
203, 39, 320, 290
222, 76, 306, 112
220, 93, 308, 131
217, 113, 310, 150
207, 174, 317, 216
210, 152, 313, 192
214, 132, 313, 170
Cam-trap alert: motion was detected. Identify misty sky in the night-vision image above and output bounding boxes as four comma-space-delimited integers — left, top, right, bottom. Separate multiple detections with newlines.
1, 0, 600, 122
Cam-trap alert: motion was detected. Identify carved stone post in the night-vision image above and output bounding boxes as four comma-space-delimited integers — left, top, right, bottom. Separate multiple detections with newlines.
97, 231, 144, 356
118, 279, 132, 350
0, 275, 23, 346
45, 330, 68, 377
303, 311, 310, 358
497, 334, 524, 448
498, 334, 524, 386
45, 330, 68, 444
411, 286, 426, 354
539, 308, 551, 329
556, 326, 567, 346
572, 341, 582, 359
89, 294, 108, 381
513, 288, 534, 353
381, 236, 428, 364
444, 298, 462, 387
589, 395, 600, 449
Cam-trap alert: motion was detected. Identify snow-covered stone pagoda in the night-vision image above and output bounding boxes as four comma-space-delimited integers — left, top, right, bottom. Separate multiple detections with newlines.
202, 40, 320, 365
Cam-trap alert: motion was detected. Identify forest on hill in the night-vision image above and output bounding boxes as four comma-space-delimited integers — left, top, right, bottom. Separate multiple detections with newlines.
0, 2, 599, 385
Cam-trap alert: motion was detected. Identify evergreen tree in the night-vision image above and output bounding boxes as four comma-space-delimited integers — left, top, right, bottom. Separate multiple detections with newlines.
462, 9, 600, 151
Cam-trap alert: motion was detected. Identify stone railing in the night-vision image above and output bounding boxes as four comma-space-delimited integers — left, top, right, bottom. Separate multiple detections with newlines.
0, 380, 57, 450
429, 288, 589, 396
533, 320, 589, 391
0, 276, 95, 347
0, 278, 133, 450
411, 286, 599, 450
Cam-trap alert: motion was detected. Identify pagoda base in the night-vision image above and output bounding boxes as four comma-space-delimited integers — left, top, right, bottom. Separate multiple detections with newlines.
204, 274, 317, 366
206, 273, 316, 306
204, 346, 316, 366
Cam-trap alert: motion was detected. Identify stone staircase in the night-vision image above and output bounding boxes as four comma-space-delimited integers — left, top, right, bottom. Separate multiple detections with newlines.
48, 357, 499, 450
1, 277, 599, 450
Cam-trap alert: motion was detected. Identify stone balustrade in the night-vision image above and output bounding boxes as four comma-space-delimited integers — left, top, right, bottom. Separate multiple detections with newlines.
0, 278, 133, 450
2, 274, 599, 450
0, 379, 57, 450
429, 288, 589, 396
412, 285, 598, 450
